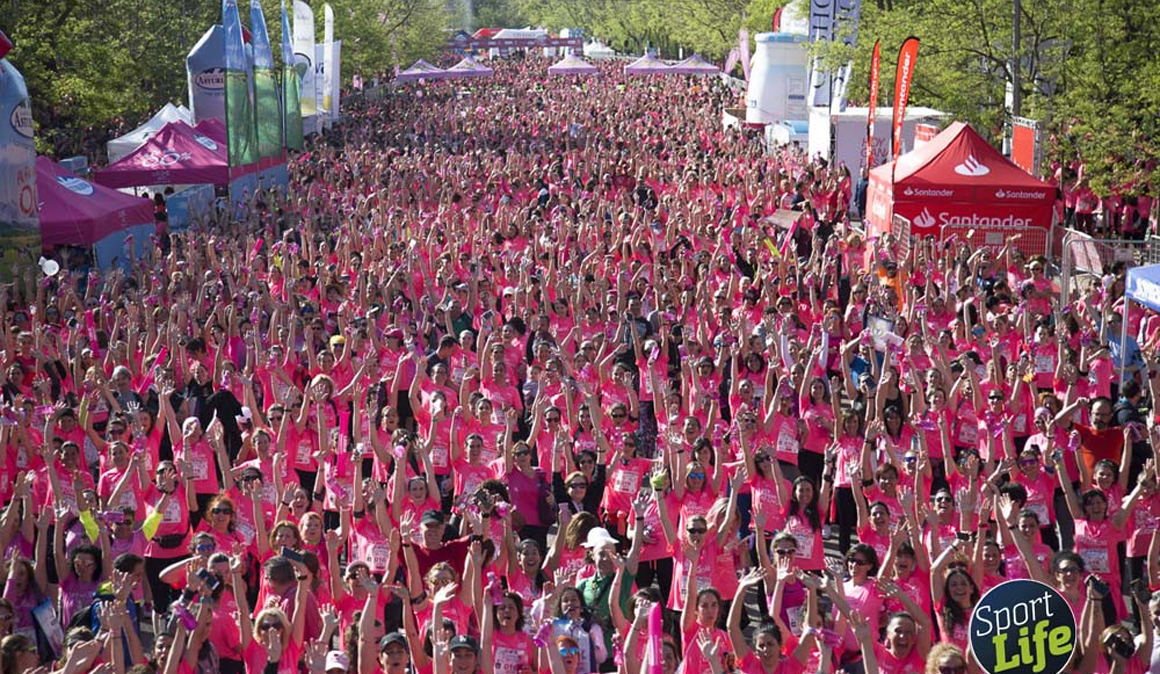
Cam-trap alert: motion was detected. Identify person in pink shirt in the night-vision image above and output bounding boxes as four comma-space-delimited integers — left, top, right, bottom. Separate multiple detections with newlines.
230, 550, 308, 674
727, 568, 816, 674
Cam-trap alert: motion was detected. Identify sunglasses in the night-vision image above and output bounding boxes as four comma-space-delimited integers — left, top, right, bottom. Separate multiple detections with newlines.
567, 482, 588, 489
559, 647, 580, 656
688, 472, 706, 480
196, 543, 216, 553
988, 395, 1004, 401
1019, 459, 1038, 466
1057, 566, 1081, 574
687, 528, 708, 535
269, 416, 283, 423
774, 549, 796, 557
755, 455, 770, 464
938, 666, 966, 674
513, 450, 531, 457
848, 558, 871, 566
546, 417, 561, 423
904, 456, 918, 464
212, 507, 234, 515
259, 621, 284, 632
610, 413, 626, 419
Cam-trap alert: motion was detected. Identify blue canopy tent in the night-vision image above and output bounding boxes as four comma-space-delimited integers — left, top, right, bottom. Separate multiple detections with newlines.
1120, 265, 1160, 382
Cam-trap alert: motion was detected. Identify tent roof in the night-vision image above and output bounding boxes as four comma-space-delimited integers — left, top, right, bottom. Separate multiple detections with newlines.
491, 28, 548, 40
446, 56, 494, 78
94, 121, 229, 188
395, 59, 449, 81
871, 121, 1051, 191
193, 117, 226, 143
37, 156, 153, 246
547, 54, 598, 75
669, 54, 719, 75
106, 103, 193, 163
626, 52, 672, 73
624, 53, 671, 74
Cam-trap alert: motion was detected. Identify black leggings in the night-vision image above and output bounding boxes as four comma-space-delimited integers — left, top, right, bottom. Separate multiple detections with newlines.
832, 486, 857, 554
798, 451, 825, 489
636, 558, 674, 603
145, 554, 185, 615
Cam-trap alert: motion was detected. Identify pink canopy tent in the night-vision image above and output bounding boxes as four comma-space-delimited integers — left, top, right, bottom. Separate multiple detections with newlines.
193, 117, 226, 144
669, 54, 719, 75
624, 53, 671, 75
37, 156, 153, 247
547, 54, 598, 76
445, 56, 494, 78
94, 121, 247, 188
395, 60, 450, 82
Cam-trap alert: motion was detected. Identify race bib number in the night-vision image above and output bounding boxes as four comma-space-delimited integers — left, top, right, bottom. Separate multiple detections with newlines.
1079, 547, 1108, 573
431, 443, 449, 469
1035, 354, 1054, 374
613, 469, 640, 494
191, 456, 209, 481
237, 521, 256, 545
296, 438, 313, 464
1027, 501, 1048, 524
777, 433, 799, 456
163, 498, 182, 524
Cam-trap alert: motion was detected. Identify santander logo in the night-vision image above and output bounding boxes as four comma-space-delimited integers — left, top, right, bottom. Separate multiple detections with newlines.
914, 208, 936, 228
954, 155, 990, 177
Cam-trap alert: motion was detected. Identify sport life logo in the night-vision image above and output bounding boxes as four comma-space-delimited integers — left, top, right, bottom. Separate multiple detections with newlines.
56, 176, 94, 196
969, 579, 1075, 674
955, 154, 990, 176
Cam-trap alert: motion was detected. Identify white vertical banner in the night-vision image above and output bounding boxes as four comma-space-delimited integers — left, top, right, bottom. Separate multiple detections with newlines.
292, 0, 317, 126
807, 0, 863, 108
314, 44, 326, 129
331, 41, 341, 120
322, 4, 334, 117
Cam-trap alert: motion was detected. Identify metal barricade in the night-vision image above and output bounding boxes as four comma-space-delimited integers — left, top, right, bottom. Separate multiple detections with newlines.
938, 223, 1052, 260
1059, 230, 1152, 302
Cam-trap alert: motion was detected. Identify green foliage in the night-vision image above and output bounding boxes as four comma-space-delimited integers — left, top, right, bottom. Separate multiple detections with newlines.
9, 0, 451, 159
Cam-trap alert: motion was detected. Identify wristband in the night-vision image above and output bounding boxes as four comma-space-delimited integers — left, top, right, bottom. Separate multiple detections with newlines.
312, 491, 325, 502
822, 474, 833, 483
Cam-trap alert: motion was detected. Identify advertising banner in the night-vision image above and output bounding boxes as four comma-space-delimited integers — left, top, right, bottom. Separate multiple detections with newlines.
891, 36, 920, 164
223, 0, 258, 167
322, 4, 334, 117
865, 39, 880, 169
0, 58, 38, 278
250, 0, 283, 159
186, 25, 226, 125
293, 0, 317, 119
280, 0, 303, 150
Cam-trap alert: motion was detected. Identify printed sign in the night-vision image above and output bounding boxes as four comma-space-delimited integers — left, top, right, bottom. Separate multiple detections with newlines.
969, 580, 1075, 674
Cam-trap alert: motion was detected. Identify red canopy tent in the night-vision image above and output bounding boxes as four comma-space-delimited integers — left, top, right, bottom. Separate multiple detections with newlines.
865, 122, 1054, 252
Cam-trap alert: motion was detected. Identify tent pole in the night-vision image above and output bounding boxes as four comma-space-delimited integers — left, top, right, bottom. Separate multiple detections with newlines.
1120, 302, 1129, 389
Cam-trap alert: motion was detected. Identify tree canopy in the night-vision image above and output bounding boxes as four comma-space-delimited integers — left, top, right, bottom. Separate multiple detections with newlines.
8, 0, 450, 159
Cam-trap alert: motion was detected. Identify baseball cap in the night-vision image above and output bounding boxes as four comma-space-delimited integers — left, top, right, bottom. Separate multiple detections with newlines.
581, 527, 618, 549
325, 651, 350, 672
379, 632, 408, 651
420, 509, 446, 526
448, 635, 480, 654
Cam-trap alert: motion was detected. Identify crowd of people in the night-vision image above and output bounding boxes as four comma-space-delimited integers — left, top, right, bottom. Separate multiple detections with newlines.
3, 55, 1160, 674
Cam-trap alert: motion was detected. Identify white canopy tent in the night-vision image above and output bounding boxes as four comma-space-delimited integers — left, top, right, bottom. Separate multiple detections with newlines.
106, 103, 193, 163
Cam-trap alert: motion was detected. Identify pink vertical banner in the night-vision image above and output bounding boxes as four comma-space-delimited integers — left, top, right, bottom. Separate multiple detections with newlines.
646, 602, 663, 674
723, 47, 740, 76
738, 28, 751, 81
136, 347, 169, 396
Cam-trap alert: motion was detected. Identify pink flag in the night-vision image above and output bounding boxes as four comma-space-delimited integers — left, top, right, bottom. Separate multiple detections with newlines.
739, 29, 751, 81
645, 602, 663, 674
724, 47, 740, 76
